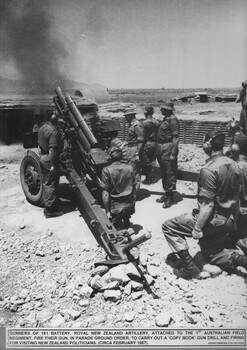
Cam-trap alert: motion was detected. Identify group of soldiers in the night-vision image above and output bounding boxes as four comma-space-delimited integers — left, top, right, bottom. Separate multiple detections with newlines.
37, 101, 181, 223
99, 84, 247, 280
103, 101, 180, 218
37, 81, 247, 280
100, 102, 178, 229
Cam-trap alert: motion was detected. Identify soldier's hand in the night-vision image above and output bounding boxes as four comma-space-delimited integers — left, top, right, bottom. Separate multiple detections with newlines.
192, 228, 203, 240
50, 166, 55, 172
106, 212, 112, 220
170, 154, 176, 161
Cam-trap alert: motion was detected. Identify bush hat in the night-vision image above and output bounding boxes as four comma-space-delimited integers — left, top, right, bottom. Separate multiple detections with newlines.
124, 109, 136, 116
160, 102, 175, 111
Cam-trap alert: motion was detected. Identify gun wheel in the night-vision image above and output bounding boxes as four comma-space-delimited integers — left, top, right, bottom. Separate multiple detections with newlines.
20, 151, 44, 207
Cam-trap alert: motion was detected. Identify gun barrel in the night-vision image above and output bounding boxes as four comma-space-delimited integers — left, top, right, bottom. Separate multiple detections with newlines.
55, 87, 92, 152
123, 232, 152, 252
55, 87, 67, 108
65, 94, 98, 147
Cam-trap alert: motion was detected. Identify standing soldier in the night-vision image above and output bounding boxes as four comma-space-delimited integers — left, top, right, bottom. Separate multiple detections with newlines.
124, 110, 144, 191
236, 80, 247, 135
156, 102, 180, 208
38, 110, 63, 218
101, 146, 136, 230
141, 106, 161, 185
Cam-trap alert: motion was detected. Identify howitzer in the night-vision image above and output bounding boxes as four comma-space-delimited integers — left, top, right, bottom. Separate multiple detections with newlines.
20, 87, 151, 266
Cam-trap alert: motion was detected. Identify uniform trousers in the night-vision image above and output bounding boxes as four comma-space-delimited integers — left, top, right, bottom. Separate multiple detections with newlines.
225, 212, 247, 248
162, 212, 239, 271
127, 145, 142, 191
240, 107, 247, 135
157, 143, 177, 194
40, 155, 59, 208
142, 140, 157, 178
110, 197, 135, 229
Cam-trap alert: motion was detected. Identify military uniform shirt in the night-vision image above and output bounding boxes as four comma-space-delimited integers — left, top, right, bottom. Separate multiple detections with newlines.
198, 153, 241, 216
237, 156, 247, 211
38, 122, 61, 155
157, 114, 180, 144
101, 162, 136, 198
127, 119, 144, 145
237, 88, 247, 107
142, 118, 161, 142
101, 161, 136, 213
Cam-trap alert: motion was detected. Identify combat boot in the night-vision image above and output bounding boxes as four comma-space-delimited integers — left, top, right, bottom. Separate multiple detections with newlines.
162, 192, 174, 208
173, 250, 201, 279
44, 207, 63, 218
162, 197, 174, 208
231, 251, 247, 268
236, 238, 247, 255
166, 252, 183, 269
142, 177, 152, 185
156, 194, 168, 203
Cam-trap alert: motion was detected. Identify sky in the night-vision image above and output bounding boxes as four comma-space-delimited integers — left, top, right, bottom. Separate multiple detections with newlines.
0, 0, 246, 89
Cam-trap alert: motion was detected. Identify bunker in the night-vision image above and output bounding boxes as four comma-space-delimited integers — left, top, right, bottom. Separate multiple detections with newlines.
0, 81, 110, 145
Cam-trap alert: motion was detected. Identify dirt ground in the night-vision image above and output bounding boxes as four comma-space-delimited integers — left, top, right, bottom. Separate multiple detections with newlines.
0, 101, 247, 330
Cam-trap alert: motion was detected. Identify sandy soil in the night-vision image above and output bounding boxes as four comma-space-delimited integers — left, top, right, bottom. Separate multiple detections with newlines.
0, 101, 246, 330
0, 141, 247, 330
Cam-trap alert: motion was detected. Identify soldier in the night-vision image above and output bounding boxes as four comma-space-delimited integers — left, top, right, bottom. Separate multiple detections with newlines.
223, 118, 242, 158
236, 80, 247, 135
38, 110, 63, 218
225, 133, 247, 253
101, 146, 136, 230
141, 106, 161, 185
156, 102, 180, 208
162, 129, 247, 280
124, 110, 144, 191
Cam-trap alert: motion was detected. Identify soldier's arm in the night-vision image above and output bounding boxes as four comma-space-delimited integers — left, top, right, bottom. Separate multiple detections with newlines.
131, 170, 137, 202
170, 118, 180, 159
136, 124, 145, 160
48, 129, 59, 170
193, 197, 214, 235
236, 92, 241, 103
171, 135, 179, 159
48, 147, 58, 170
232, 201, 240, 231
102, 190, 110, 214
243, 96, 247, 108
193, 168, 216, 238
137, 141, 144, 161
236, 89, 244, 103
100, 168, 111, 215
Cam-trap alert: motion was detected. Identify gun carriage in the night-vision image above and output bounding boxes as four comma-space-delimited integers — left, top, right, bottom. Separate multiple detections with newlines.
20, 87, 151, 266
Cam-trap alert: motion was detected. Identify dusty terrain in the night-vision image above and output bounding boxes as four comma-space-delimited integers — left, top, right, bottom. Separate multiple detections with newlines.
0, 99, 247, 330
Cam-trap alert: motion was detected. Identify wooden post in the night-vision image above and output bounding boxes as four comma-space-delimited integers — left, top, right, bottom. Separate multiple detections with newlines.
122, 117, 126, 141
192, 120, 195, 144
183, 121, 186, 143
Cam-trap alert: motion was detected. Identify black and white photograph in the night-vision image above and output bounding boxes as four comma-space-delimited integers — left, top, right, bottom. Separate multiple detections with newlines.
0, 0, 246, 349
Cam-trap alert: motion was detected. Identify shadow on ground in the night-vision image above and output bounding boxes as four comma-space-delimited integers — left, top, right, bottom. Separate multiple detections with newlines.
130, 223, 143, 233
136, 189, 150, 201
58, 183, 77, 214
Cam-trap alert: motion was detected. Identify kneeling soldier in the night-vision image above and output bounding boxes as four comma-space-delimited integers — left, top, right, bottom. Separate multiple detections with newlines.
101, 146, 136, 230
162, 129, 246, 279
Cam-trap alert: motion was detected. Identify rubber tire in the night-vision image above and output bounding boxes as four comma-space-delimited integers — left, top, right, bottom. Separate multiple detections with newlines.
20, 151, 44, 207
